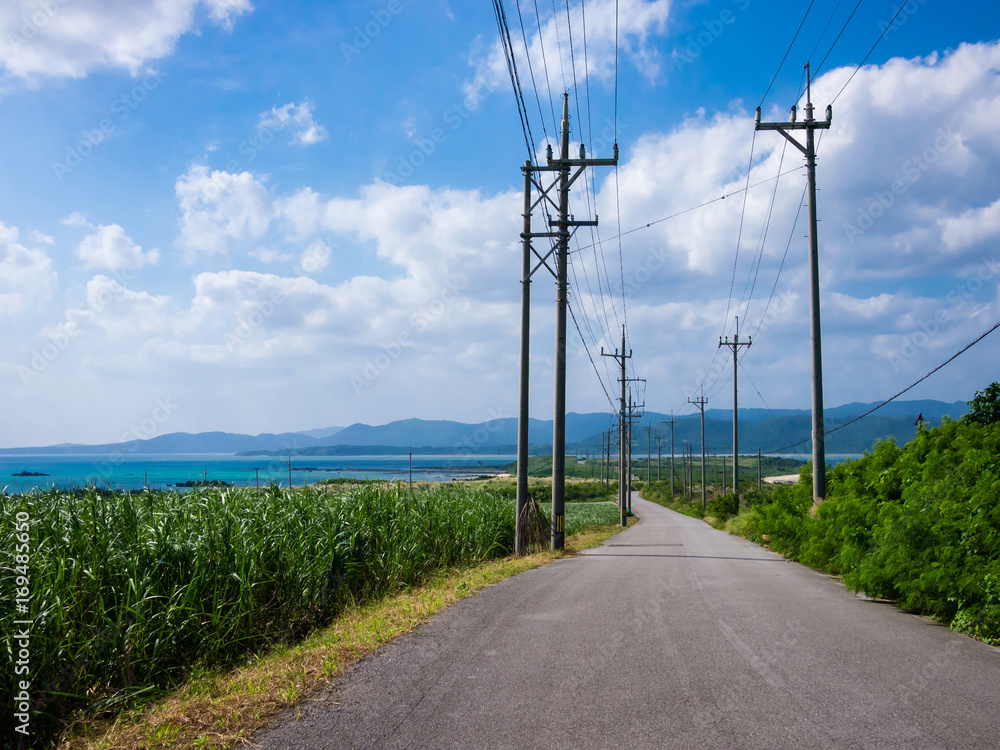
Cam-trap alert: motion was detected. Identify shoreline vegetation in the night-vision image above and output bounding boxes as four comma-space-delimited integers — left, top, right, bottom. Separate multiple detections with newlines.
1, 479, 626, 749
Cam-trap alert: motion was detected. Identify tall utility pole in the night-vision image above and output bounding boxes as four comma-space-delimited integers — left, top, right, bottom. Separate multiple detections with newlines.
515, 160, 533, 554
602, 325, 631, 527
720, 316, 751, 501
687, 388, 708, 512
655, 432, 662, 482
516, 94, 617, 551
600, 430, 605, 486
645, 425, 653, 483
606, 424, 613, 488
625, 387, 644, 515
756, 62, 832, 503
688, 446, 694, 504
662, 413, 677, 496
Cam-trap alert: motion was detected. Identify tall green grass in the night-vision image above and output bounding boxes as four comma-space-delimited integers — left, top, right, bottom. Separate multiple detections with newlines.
1, 483, 514, 746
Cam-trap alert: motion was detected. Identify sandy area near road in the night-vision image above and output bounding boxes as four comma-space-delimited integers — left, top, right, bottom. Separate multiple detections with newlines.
764, 474, 800, 484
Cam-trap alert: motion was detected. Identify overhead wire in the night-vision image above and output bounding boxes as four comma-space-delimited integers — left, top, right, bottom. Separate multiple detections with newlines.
493, 0, 537, 160
758, 0, 816, 108
831, 1, 914, 104
513, 0, 550, 145
813, 0, 864, 78
764, 318, 1000, 455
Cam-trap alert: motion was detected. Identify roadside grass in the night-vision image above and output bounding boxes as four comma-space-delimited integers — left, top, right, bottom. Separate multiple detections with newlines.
56, 517, 635, 750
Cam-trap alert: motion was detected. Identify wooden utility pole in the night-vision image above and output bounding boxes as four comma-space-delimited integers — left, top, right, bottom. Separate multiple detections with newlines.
602, 326, 631, 527
687, 388, 708, 512
655, 431, 662, 482
662, 413, 677, 496
756, 62, 831, 503
645, 424, 653, 483
720, 316, 751, 502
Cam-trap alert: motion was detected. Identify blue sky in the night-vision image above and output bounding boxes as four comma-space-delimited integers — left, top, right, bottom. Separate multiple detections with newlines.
0, 0, 998, 447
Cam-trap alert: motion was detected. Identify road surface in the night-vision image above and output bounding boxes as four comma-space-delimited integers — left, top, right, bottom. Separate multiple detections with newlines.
254, 494, 1000, 749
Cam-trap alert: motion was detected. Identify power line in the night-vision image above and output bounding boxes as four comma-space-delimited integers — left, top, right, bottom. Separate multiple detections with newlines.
738, 359, 797, 450
493, 0, 537, 160
750, 178, 808, 340
569, 299, 616, 410
513, 0, 550, 144
722, 129, 758, 339
575, 166, 805, 252
764, 318, 1000, 455
813, 0, 864, 78
831, 1, 914, 104
758, 0, 816, 108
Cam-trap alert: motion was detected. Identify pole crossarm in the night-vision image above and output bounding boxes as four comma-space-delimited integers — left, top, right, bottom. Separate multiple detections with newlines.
601, 325, 631, 527
687, 390, 709, 510
720, 317, 751, 502
754, 62, 831, 504
546, 93, 618, 550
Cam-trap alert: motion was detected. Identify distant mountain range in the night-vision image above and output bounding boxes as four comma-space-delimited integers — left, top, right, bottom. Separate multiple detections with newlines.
0, 399, 969, 457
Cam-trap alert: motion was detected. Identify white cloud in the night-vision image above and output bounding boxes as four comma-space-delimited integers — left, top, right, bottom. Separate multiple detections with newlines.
61, 211, 89, 228
0, 222, 55, 316
276, 180, 520, 292
249, 246, 293, 264
175, 165, 273, 259
76, 223, 159, 271
0, 0, 251, 81
50, 275, 173, 340
464, 0, 670, 108
939, 198, 1000, 253
299, 239, 331, 273
258, 100, 328, 146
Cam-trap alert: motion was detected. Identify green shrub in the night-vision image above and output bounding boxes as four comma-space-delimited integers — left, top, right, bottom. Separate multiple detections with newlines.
729, 414, 1000, 645
707, 493, 739, 522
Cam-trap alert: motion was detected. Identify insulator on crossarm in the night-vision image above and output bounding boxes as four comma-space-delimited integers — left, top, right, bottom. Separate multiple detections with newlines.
790, 105, 797, 122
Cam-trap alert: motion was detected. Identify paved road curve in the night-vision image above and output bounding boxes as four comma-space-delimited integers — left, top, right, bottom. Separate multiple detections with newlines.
254, 495, 1000, 749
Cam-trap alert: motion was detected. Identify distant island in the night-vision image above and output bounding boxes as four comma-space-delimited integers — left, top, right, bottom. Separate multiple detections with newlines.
12, 470, 49, 477
0, 399, 970, 457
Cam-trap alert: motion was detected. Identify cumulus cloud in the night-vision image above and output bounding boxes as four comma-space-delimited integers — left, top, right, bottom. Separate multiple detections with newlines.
51, 275, 173, 340
464, 0, 670, 108
76, 223, 159, 270
0, 221, 56, 315
0, 0, 252, 81
258, 100, 328, 145
175, 165, 273, 259
276, 181, 520, 291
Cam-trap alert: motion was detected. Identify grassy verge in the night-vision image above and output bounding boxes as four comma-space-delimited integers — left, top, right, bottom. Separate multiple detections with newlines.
56, 519, 634, 750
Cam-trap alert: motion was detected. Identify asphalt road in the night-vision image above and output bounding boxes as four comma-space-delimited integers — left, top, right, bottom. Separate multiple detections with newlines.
253, 494, 1000, 749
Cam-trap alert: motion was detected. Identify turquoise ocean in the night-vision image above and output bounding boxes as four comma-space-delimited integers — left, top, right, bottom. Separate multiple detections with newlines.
0, 453, 516, 494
